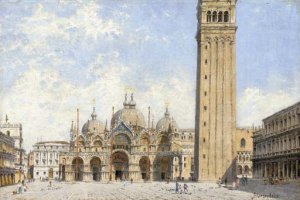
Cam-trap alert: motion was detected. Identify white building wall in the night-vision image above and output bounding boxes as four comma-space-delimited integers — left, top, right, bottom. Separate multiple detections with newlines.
32, 141, 69, 180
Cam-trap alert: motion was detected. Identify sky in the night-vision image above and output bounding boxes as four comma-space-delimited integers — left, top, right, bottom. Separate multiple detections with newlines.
0, 0, 299, 151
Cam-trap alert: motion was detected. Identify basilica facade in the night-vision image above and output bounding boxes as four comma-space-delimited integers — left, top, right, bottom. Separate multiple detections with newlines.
59, 94, 194, 182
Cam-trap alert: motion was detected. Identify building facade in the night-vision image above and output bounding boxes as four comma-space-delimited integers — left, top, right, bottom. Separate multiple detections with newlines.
252, 102, 300, 179
33, 141, 69, 180
195, 0, 237, 181
0, 117, 26, 183
0, 131, 15, 187
59, 94, 195, 182
236, 128, 253, 178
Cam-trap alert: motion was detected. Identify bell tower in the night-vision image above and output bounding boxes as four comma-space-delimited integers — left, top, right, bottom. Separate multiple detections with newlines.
194, 0, 237, 181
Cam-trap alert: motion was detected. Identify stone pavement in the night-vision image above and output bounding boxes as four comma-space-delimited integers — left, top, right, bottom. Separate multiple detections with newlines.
0, 179, 299, 200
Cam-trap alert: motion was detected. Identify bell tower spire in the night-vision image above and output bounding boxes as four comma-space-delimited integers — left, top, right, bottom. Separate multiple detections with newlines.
194, 0, 237, 181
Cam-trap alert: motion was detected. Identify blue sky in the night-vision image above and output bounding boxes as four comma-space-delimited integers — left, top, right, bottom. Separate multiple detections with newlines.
0, 0, 299, 151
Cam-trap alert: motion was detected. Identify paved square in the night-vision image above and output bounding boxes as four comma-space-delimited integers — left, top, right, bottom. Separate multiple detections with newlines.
0, 180, 299, 200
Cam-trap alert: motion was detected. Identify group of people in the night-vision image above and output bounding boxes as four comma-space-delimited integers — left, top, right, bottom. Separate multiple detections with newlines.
13, 180, 28, 195
217, 175, 248, 189
175, 181, 189, 194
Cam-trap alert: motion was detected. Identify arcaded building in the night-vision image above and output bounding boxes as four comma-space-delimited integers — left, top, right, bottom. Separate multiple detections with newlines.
0, 131, 15, 187
252, 102, 300, 179
59, 94, 195, 182
0, 117, 26, 183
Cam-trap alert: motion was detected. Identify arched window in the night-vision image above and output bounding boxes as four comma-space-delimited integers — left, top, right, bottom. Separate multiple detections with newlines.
212, 11, 217, 22
207, 11, 212, 22
240, 138, 246, 148
224, 11, 229, 22
218, 11, 223, 22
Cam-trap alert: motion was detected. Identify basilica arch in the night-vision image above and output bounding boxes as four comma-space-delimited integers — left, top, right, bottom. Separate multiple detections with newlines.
90, 157, 101, 181
139, 156, 150, 180
72, 157, 84, 181
111, 151, 129, 180
153, 156, 172, 181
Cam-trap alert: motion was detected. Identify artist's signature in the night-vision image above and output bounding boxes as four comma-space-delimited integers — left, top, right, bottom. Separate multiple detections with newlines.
251, 193, 279, 199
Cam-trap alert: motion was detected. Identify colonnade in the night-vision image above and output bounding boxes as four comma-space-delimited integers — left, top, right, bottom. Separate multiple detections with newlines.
0, 173, 15, 187
253, 159, 299, 179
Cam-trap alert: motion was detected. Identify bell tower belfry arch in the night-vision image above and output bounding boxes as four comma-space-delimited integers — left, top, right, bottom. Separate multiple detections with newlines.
194, 0, 237, 181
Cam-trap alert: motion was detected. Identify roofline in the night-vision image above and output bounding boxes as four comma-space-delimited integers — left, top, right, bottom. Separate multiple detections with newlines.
263, 101, 300, 122
35, 141, 69, 145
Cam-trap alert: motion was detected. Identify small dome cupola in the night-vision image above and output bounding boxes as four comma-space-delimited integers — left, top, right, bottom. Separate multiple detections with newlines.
156, 106, 178, 132
82, 106, 105, 135
129, 93, 136, 109
164, 107, 170, 118
123, 93, 129, 109
112, 93, 146, 128
91, 107, 97, 120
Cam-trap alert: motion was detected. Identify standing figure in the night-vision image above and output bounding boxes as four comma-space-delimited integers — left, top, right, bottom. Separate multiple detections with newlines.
175, 181, 179, 193
183, 183, 188, 193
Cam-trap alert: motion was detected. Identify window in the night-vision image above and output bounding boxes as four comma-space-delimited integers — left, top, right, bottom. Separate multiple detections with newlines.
184, 163, 187, 168
204, 106, 207, 110
207, 11, 212, 22
240, 138, 246, 148
203, 138, 206, 143
204, 75, 208, 79
218, 11, 223, 22
224, 11, 229, 22
43, 171, 46, 175
204, 91, 207, 96
212, 11, 217, 22
204, 122, 206, 126
36, 172, 39, 175
184, 157, 187, 161
205, 59, 208, 64
205, 45, 208, 49
203, 154, 206, 159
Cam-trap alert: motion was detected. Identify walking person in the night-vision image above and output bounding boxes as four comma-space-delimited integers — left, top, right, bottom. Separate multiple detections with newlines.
236, 177, 240, 189
218, 177, 222, 187
175, 181, 179, 193
183, 183, 188, 193
241, 175, 245, 186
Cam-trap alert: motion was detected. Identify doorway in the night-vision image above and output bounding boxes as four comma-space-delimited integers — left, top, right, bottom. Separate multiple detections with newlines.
115, 170, 123, 180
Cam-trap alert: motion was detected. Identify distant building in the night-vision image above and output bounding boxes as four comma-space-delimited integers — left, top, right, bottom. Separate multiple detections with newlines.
236, 128, 253, 178
252, 102, 300, 179
59, 94, 195, 182
27, 151, 34, 179
32, 141, 69, 180
0, 131, 15, 187
0, 116, 26, 183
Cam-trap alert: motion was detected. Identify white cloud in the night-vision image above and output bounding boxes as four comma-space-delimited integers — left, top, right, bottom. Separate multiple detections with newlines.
0, 50, 195, 151
237, 88, 300, 126
17, 2, 122, 51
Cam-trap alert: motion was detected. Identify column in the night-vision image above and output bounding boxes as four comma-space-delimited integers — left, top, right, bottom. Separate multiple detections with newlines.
291, 161, 294, 179
264, 163, 267, 178
296, 160, 299, 178
278, 162, 281, 178
283, 162, 286, 178
287, 162, 290, 178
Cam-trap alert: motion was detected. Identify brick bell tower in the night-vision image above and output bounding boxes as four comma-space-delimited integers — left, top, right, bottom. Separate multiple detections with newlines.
194, 0, 237, 181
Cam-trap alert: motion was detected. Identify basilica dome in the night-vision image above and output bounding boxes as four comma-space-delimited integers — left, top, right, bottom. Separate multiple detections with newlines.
112, 94, 146, 128
82, 107, 105, 135
156, 107, 178, 132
